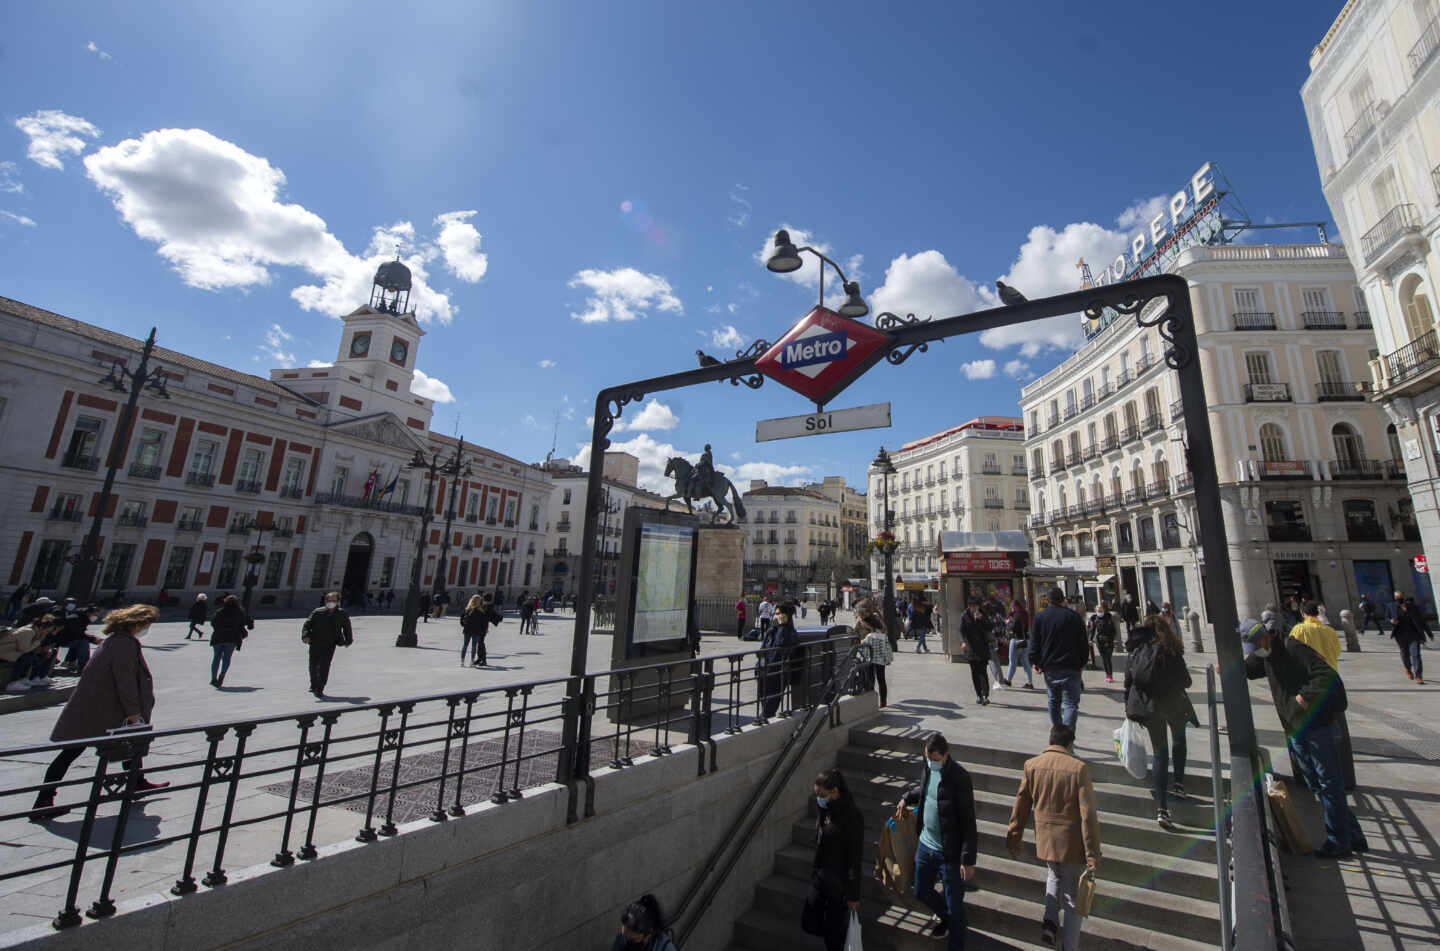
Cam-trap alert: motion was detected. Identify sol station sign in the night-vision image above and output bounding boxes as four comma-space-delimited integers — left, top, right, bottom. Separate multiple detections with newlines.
754, 306, 890, 406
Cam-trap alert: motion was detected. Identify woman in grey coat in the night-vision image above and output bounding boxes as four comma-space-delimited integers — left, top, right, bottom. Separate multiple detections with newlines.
30, 604, 169, 821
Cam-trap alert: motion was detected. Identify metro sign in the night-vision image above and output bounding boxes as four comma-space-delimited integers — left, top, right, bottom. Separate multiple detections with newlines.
755, 306, 890, 406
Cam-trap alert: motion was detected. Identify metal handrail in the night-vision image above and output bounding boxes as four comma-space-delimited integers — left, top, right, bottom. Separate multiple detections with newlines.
1207, 666, 1233, 949
672, 636, 866, 945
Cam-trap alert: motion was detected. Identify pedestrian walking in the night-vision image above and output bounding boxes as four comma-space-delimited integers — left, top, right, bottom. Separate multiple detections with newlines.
735, 596, 748, 637
1125, 613, 1196, 829
30, 604, 170, 821
802, 768, 863, 951
1004, 599, 1034, 689
759, 596, 775, 633
1005, 724, 1101, 951
518, 596, 535, 635
1243, 601, 1367, 857
896, 733, 978, 949
301, 591, 353, 699
855, 597, 892, 707
1357, 593, 1384, 635
911, 595, 935, 653
960, 600, 992, 704
987, 602, 1008, 691
1029, 588, 1088, 731
432, 590, 451, 619
1089, 601, 1118, 683
609, 894, 679, 951
1389, 592, 1432, 683
208, 595, 252, 687
760, 605, 798, 717
185, 593, 209, 639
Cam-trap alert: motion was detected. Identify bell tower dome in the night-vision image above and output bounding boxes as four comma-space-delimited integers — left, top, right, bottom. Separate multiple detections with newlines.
371, 258, 412, 314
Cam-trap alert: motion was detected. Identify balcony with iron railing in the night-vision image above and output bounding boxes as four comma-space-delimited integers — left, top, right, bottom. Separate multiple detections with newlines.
116, 513, 148, 528
1123, 487, 1147, 505
1170, 399, 1184, 422
186, 471, 215, 488
1347, 522, 1389, 542
1316, 379, 1369, 401
1012, 464, 1028, 475
1138, 537, 1158, 552
1345, 101, 1379, 156
1302, 311, 1347, 330
1116, 368, 1132, 388
1355, 310, 1373, 329
1244, 382, 1292, 403
176, 517, 204, 532
1029, 513, 1048, 528
1120, 425, 1140, 444
61, 451, 99, 472
1410, 15, 1440, 75
1064, 405, 1078, 421
1116, 535, 1135, 554
1047, 413, 1059, 428
983, 498, 1004, 509
1233, 312, 1277, 331
1267, 524, 1312, 543
279, 485, 304, 499
1049, 459, 1066, 475
1361, 204, 1421, 264
1013, 497, 1030, 510
47, 506, 83, 522
1387, 459, 1407, 480
1382, 328, 1440, 388
1096, 382, 1114, 401
314, 492, 427, 517
1146, 481, 1169, 497
271, 527, 295, 539
235, 479, 262, 495
1082, 445, 1099, 461
1101, 435, 1119, 452
1066, 452, 1083, 469
937, 472, 948, 483
1173, 473, 1194, 493
227, 522, 252, 534
1080, 393, 1096, 411
981, 462, 1002, 475
128, 462, 162, 480
1031, 468, 1047, 483
1258, 460, 1313, 480
1329, 459, 1384, 480
1141, 413, 1163, 434
1096, 538, 1114, 555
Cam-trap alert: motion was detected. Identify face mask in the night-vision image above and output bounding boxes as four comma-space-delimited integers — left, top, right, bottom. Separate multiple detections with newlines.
816, 795, 831, 809
1252, 647, 1271, 658
326, 601, 339, 611
926, 759, 943, 772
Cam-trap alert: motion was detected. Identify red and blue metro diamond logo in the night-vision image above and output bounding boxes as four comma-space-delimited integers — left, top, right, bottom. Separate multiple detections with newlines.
755, 306, 891, 406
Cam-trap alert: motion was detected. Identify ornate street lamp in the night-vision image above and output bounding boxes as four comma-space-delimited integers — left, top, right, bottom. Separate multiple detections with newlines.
872, 446, 899, 640
397, 439, 471, 647
765, 229, 870, 318
240, 521, 276, 614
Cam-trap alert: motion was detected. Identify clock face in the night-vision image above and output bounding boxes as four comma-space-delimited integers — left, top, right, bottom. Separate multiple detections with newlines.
390, 339, 408, 364
349, 333, 371, 357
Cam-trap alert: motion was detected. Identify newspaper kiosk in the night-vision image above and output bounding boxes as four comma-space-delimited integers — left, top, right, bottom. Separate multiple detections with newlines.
935, 531, 1030, 662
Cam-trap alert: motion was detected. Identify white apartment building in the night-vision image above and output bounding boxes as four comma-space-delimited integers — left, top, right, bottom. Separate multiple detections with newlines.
1022, 241, 1421, 621
803, 475, 870, 579
740, 482, 844, 598
866, 417, 1029, 591
1302, 0, 1440, 586
0, 266, 550, 608
539, 453, 668, 597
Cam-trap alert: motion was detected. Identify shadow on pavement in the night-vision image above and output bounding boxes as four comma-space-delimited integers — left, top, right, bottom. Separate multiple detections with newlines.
216, 685, 263, 694
41, 800, 165, 850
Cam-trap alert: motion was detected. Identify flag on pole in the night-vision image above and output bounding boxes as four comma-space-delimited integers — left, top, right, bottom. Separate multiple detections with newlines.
362, 469, 379, 499
380, 472, 399, 498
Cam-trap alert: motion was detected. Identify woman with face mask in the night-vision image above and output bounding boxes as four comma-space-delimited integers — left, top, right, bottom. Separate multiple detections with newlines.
30, 604, 168, 821
609, 894, 678, 951
803, 768, 863, 951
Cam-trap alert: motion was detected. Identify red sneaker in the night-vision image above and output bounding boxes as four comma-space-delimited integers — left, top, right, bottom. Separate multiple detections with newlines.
134, 777, 170, 794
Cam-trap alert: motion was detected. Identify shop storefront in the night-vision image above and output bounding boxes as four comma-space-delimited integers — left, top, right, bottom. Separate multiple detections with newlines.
936, 531, 1030, 662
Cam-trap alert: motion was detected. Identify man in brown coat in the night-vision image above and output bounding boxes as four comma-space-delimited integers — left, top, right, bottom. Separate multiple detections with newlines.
1006, 724, 1101, 950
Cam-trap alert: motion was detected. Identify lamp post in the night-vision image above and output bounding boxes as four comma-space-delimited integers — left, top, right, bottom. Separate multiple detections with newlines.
765, 229, 870, 317
66, 328, 171, 601
240, 521, 275, 614
396, 439, 470, 647
873, 447, 900, 640
431, 449, 473, 606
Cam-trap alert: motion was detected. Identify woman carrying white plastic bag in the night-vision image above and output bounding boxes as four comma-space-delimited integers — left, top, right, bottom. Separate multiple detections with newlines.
844, 909, 864, 951
1113, 718, 1148, 780
803, 768, 865, 951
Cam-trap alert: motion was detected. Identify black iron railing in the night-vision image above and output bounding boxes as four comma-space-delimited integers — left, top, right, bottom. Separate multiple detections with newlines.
1355, 310, 1372, 329
1315, 380, 1368, 401
314, 492, 427, 517
128, 463, 162, 480
1383, 328, 1440, 386
177, 518, 204, 532
1233, 312, 1276, 331
1206, 668, 1234, 949
1329, 459, 1384, 480
48, 507, 84, 522
186, 471, 215, 488
1301, 311, 1346, 330
1361, 203, 1419, 263
1, 634, 864, 931
1344, 101, 1378, 155
1244, 382, 1292, 403
61, 452, 100, 471
1410, 15, 1440, 75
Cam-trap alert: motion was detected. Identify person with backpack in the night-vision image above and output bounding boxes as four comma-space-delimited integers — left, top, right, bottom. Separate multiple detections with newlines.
855, 597, 893, 707
1124, 612, 1196, 830
208, 595, 252, 687
610, 894, 679, 951
803, 768, 863, 951
1089, 601, 1118, 683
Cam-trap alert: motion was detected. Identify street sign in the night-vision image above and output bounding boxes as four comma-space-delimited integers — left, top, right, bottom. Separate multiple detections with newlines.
754, 306, 890, 405
1415, 554, 1428, 574
755, 402, 891, 442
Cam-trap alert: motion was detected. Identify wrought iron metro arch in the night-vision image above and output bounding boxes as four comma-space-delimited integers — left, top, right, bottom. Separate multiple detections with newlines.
561, 274, 1273, 946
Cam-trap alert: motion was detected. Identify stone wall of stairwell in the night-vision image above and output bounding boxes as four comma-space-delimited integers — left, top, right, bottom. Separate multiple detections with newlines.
0, 693, 878, 951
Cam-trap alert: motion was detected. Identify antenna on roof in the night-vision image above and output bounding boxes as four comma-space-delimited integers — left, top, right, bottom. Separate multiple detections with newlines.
547, 409, 560, 464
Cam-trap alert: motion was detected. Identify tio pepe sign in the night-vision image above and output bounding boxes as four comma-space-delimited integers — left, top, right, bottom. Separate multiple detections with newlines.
943, 553, 1014, 574
1416, 554, 1429, 574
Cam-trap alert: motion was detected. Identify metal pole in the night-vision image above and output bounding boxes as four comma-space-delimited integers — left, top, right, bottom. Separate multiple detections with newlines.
397, 461, 437, 647
67, 329, 159, 601
882, 471, 898, 639
433, 462, 462, 601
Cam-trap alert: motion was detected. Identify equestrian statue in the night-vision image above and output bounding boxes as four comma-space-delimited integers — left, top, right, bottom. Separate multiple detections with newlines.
663, 445, 747, 523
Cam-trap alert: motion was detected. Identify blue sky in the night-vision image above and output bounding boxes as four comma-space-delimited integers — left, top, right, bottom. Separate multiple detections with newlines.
0, 0, 1345, 494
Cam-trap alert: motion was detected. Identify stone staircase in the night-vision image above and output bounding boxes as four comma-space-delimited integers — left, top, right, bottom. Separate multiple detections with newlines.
727, 723, 1226, 950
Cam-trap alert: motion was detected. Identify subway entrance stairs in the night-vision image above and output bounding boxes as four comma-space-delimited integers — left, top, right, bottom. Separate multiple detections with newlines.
727, 722, 1226, 950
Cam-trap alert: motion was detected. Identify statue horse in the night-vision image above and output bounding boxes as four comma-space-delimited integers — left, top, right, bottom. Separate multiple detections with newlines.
663, 457, 747, 524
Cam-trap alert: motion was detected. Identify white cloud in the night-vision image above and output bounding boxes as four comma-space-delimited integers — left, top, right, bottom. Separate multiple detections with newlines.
1115, 195, 1168, 230
755, 224, 863, 307
1, 211, 37, 227
260, 323, 295, 365
869, 250, 991, 321
576, 432, 812, 494
725, 461, 813, 486
15, 110, 101, 170
86, 41, 113, 61
711, 324, 745, 350
522, 413, 538, 427
1003, 359, 1031, 378
612, 398, 679, 432
433, 210, 487, 281
83, 128, 461, 322
568, 267, 682, 323
727, 183, 752, 228
0, 162, 23, 194
411, 369, 454, 403
307, 360, 331, 368
961, 359, 996, 380
538, 359, 556, 368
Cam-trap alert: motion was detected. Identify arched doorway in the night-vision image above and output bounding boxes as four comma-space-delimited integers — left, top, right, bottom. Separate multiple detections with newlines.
342, 532, 374, 604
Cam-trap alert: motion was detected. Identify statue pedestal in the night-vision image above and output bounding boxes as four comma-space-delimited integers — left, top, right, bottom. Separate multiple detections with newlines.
696, 526, 745, 601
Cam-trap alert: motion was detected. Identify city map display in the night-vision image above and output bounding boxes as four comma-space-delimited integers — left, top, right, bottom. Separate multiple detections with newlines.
633, 521, 694, 644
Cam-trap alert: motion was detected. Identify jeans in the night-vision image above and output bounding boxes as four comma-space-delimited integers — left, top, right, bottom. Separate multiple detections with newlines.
913, 841, 966, 951
968, 660, 989, 701
12, 652, 51, 681
1145, 717, 1187, 810
1006, 639, 1032, 685
462, 633, 486, 665
1293, 720, 1366, 851
64, 639, 91, 673
870, 665, 888, 706
308, 643, 336, 694
915, 626, 930, 652
1044, 669, 1082, 730
736, 617, 746, 637
210, 644, 236, 682
988, 654, 1004, 685
1359, 613, 1385, 635
1399, 638, 1424, 679
1045, 861, 1083, 951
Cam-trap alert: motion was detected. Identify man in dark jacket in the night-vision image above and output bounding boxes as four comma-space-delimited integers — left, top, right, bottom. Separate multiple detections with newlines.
186, 593, 209, 639
301, 591, 353, 698
1029, 588, 1089, 730
897, 733, 978, 949
1243, 604, 1367, 857
1389, 592, 1432, 683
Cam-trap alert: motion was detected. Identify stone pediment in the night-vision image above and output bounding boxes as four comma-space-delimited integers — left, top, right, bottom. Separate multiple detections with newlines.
327, 413, 429, 453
